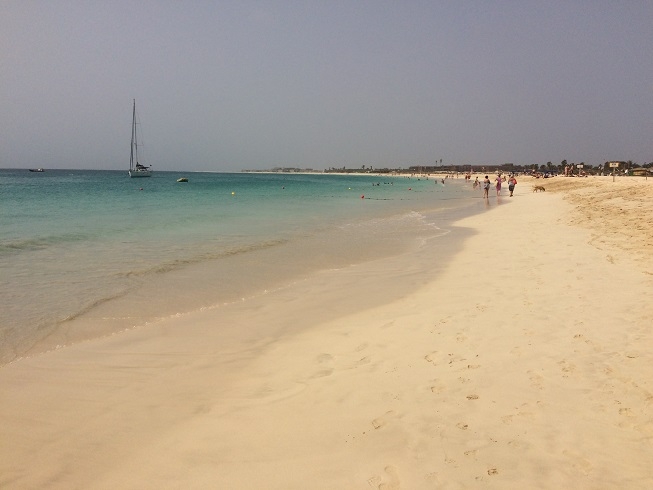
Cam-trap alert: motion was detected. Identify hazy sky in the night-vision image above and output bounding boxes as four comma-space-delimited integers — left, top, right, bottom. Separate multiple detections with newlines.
2, 1, 652, 171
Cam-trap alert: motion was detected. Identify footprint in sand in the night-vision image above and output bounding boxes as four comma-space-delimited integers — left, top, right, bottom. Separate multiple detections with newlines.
424, 472, 441, 484
562, 449, 593, 475
311, 353, 334, 378
193, 403, 212, 415
431, 383, 447, 395
430, 380, 447, 394
310, 369, 333, 378
345, 356, 371, 370
444, 456, 457, 466
372, 411, 397, 430
368, 465, 400, 489
381, 321, 395, 330
501, 404, 536, 424
424, 352, 438, 364
447, 353, 463, 365
619, 407, 634, 417
316, 353, 333, 363
354, 356, 371, 367
527, 370, 544, 390
558, 359, 576, 376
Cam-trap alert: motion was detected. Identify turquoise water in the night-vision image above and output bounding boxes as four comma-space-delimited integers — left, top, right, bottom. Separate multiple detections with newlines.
0, 169, 485, 364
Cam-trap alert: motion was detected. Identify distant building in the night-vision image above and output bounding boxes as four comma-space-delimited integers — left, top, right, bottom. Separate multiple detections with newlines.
631, 168, 651, 176
605, 161, 626, 170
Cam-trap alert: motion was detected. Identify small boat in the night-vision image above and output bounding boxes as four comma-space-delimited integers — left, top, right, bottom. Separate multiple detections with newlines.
128, 99, 152, 178
28, 168, 44, 172
177, 178, 188, 182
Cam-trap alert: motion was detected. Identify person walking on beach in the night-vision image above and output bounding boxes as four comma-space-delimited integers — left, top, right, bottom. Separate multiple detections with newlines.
508, 175, 517, 197
495, 174, 502, 196
483, 175, 490, 198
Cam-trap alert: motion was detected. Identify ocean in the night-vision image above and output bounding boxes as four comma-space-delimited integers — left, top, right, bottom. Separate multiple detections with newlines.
0, 169, 489, 365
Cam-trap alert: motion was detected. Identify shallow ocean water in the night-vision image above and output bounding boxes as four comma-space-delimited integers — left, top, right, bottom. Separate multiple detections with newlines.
0, 169, 487, 364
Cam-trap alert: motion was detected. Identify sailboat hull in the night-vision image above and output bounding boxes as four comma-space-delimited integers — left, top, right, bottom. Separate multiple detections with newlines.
129, 169, 152, 178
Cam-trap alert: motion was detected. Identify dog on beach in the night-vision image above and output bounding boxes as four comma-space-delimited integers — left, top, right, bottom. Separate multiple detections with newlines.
532, 185, 546, 192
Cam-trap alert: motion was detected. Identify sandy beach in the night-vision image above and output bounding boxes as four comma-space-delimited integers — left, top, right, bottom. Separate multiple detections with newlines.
1, 175, 652, 489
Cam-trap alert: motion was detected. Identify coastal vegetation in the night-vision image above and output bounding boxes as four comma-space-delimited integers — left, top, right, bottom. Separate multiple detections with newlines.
244, 159, 653, 176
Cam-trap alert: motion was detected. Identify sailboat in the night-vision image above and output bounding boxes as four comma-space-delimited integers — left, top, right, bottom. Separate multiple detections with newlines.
129, 99, 152, 178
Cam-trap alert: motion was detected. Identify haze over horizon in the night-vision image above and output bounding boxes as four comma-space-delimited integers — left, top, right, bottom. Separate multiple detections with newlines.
2, 1, 652, 172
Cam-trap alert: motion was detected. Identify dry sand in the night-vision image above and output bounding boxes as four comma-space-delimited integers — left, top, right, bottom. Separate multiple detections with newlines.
1, 176, 652, 489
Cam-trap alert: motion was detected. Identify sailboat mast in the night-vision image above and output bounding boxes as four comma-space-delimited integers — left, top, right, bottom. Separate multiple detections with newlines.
127, 99, 151, 177
130, 99, 136, 171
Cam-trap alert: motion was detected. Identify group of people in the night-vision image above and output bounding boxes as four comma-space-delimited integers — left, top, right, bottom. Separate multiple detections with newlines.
472, 173, 517, 198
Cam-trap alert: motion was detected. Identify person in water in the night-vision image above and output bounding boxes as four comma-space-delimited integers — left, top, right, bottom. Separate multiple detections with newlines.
483, 175, 490, 198
495, 174, 502, 196
508, 175, 517, 197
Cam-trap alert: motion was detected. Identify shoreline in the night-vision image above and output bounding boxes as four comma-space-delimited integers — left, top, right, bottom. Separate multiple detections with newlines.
4, 181, 485, 367
0, 172, 480, 367
1, 177, 652, 488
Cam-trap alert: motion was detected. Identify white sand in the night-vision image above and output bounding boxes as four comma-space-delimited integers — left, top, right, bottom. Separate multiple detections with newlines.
1, 176, 652, 489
